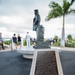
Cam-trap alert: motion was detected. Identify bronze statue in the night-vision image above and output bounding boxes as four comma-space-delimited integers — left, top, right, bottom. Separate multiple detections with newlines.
33, 9, 50, 49
33, 9, 41, 31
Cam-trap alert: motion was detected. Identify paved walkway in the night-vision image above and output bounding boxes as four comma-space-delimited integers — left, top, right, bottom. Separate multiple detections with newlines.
0, 46, 75, 75
0, 51, 32, 75
60, 51, 75, 75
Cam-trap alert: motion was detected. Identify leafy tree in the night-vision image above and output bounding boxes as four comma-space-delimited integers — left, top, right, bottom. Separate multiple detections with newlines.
23, 40, 26, 46
54, 35, 58, 42
46, 0, 75, 47
67, 34, 72, 40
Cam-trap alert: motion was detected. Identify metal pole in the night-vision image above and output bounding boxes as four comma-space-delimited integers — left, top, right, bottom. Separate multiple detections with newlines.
11, 38, 12, 51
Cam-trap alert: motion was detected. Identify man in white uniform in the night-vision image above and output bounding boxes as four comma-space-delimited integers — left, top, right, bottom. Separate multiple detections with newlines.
25, 32, 31, 46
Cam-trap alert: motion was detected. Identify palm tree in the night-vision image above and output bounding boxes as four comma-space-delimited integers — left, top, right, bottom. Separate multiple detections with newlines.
46, 0, 75, 47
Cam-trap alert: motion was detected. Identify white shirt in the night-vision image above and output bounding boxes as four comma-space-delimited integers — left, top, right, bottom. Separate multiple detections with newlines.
26, 34, 30, 40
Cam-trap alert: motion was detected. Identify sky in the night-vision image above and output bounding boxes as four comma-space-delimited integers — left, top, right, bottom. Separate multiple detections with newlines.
0, 0, 75, 39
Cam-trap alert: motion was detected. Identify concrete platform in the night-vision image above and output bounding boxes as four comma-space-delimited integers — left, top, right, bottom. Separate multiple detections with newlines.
17, 46, 75, 59
17, 46, 61, 59
17, 46, 35, 59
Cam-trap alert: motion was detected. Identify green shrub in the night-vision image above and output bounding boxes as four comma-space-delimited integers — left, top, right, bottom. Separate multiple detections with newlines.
4, 40, 11, 45
23, 40, 34, 46
53, 40, 60, 46
23, 40, 26, 46
65, 42, 75, 48
68, 40, 72, 43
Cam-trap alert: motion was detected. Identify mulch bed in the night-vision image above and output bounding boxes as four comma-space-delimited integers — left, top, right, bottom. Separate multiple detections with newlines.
34, 51, 58, 75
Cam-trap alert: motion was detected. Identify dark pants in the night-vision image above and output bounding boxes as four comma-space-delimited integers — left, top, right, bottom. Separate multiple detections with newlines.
0, 43, 4, 50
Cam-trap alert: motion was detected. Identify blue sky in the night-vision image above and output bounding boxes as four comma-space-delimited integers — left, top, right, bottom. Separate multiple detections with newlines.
0, 0, 75, 39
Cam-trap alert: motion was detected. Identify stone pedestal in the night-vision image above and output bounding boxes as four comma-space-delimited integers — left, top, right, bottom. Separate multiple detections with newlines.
33, 25, 50, 49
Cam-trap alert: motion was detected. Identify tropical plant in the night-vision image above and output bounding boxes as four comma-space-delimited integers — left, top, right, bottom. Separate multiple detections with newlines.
67, 34, 72, 40
23, 40, 26, 46
54, 35, 59, 42
4, 40, 11, 45
46, 0, 75, 47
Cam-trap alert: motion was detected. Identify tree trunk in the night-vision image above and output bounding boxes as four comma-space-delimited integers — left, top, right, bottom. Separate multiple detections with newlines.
61, 15, 65, 47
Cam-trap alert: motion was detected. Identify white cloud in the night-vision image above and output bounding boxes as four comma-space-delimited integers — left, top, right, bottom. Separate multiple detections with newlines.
0, 27, 14, 38
0, 16, 24, 25
0, 0, 75, 39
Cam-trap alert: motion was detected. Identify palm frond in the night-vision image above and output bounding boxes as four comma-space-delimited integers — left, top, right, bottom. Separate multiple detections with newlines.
46, 0, 75, 21
46, 10, 62, 21
70, 0, 75, 5
49, 1, 61, 8
63, 0, 70, 14
66, 9, 75, 14
46, 1, 63, 21
63, 0, 75, 14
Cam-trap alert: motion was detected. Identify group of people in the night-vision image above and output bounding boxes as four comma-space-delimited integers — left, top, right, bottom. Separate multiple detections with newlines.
12, 32, 31, 50
12, 34, 21, 50
0, 32, 31, 50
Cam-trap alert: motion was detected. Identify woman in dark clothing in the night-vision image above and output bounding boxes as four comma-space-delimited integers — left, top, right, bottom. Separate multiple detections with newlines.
12, 34, 17, 50
17, 34, 21, 48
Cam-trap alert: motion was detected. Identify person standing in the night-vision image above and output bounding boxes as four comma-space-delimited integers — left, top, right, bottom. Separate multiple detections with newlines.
0, 33, 4, 50
12, 34, 17, 50
25, 32, 31, 46
17, 34, 21, 48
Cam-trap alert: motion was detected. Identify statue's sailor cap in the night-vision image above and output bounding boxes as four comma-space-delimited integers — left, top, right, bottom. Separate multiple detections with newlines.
34, 9, 38, 12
